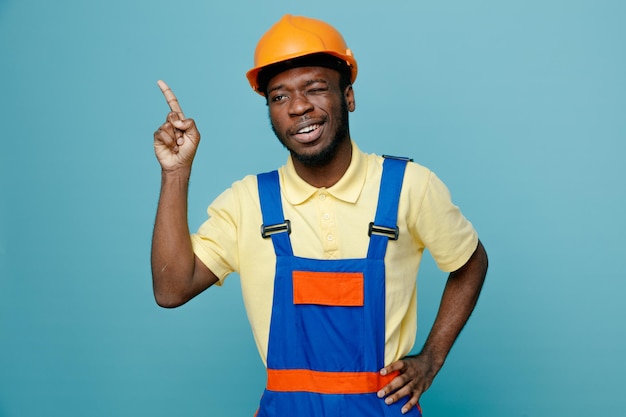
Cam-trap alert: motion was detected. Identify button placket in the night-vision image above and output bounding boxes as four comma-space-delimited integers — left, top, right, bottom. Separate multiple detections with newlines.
316, 190, 339, 256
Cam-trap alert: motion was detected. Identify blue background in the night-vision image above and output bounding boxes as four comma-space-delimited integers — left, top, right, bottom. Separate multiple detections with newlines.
1, 0, 625, 416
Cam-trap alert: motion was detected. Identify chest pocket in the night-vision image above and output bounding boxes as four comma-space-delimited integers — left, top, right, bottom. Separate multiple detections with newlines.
287, 260, 368, 371
293, 271, 364, 306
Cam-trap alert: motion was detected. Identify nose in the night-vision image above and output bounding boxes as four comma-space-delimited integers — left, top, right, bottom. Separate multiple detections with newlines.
288, 94, 314, 116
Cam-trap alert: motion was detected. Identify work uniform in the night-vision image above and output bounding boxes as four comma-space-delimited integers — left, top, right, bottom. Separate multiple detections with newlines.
255, 157, 422, 416
191, 143, 478, 414
191, 143, 478, 367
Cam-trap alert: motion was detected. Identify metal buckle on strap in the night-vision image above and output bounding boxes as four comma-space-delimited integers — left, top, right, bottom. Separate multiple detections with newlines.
368, 222, 399, 240
261, 220, 291, 238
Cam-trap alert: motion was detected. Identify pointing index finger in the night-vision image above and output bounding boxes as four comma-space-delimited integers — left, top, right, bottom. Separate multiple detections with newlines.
157, 79, 185, 119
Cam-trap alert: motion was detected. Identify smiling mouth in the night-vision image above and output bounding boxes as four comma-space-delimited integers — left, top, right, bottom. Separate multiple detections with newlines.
296, 124, 321, 134
292, 122, 323, 144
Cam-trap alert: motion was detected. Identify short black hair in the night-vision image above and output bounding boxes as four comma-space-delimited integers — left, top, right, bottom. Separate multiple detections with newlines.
257, 53, 352, 96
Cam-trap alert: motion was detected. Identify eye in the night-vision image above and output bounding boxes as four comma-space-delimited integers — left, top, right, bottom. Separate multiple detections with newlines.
271, 94, 287, 103
308, 87, 328, 94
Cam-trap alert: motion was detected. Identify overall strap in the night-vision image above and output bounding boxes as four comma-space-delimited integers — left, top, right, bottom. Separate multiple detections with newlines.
257, 170, 294, 257
367, 156, 410, 260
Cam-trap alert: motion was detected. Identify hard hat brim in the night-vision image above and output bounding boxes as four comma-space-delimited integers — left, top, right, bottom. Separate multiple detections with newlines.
248, 52, 357, 96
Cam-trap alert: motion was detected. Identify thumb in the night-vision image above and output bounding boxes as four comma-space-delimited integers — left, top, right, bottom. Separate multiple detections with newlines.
167, 112, 195, 132
172, 117, 197, 133
167, 111, 183, 124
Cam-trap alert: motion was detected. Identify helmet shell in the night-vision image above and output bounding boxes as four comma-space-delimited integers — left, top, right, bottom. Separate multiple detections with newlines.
246, 14, 358, 95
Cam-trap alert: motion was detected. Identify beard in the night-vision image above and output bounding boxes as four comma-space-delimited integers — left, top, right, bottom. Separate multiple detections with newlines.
270, 99, 350, 167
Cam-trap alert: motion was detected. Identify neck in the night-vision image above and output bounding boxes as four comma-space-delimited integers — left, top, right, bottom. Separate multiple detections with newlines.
292, 139, 353, 188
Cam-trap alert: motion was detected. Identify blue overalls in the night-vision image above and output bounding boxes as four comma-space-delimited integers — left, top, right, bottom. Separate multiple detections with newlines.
255, 157, 422, 417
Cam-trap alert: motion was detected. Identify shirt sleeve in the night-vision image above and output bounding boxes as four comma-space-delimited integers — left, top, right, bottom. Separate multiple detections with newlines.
414, 171, 479, 272
190, 186, 241, 285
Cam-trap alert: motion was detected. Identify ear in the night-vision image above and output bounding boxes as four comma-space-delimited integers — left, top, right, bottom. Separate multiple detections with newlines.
344, 85, 356, 112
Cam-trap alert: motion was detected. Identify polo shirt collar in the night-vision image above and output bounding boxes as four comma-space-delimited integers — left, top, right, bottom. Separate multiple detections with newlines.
282, 141, 367, 205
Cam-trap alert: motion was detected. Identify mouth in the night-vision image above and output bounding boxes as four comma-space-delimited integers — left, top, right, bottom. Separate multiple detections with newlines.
297, 124, 321, 134
291, 122, 324, 144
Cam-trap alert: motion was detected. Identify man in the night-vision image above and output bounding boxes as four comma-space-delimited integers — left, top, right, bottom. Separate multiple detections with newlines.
152, 14, 488, 416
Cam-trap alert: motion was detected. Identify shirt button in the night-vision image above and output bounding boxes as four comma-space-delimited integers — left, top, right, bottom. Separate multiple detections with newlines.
319, 194, 326, 200
326, 234, 334, 241
323, 213, 330, 220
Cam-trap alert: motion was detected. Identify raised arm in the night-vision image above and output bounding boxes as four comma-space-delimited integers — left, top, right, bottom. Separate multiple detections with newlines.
151, 80, 219, 308
378, 240, 488, 414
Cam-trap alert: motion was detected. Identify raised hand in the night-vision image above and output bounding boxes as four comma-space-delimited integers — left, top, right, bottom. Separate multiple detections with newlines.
153, 80, 201, 173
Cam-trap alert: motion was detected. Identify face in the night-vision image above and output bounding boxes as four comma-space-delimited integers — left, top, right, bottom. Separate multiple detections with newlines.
266, 66, 355, 167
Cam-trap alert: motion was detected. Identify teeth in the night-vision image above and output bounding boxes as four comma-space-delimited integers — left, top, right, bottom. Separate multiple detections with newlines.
297, 124, 319, 134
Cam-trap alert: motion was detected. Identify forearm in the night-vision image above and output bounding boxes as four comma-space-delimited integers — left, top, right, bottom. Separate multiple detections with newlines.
151, 169, 196, 307
376, 242, 487, 413
419, 240, 488, 369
